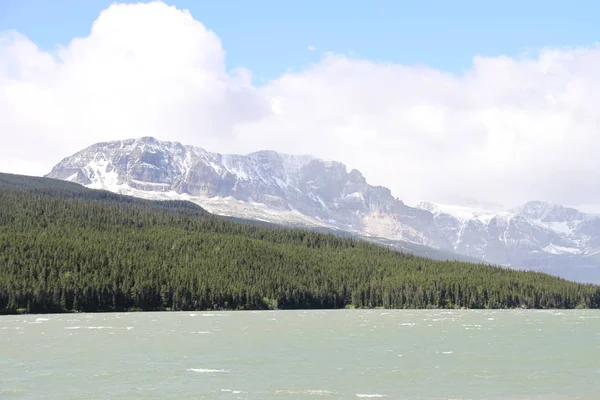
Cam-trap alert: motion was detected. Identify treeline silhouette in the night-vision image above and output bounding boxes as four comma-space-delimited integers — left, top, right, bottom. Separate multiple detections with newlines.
1, 172, 599, 314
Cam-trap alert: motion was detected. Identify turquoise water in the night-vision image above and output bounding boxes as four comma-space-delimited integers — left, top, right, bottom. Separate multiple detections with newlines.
1, 310, 599, 399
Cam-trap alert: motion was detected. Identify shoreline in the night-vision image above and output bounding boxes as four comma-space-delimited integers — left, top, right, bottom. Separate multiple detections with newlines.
4, 306, 599, 316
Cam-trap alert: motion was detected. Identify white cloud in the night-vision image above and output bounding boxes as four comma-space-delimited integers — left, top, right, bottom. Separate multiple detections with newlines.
2, 1, 600, 209
0, 1, 268, 176
307, 45, 316, 51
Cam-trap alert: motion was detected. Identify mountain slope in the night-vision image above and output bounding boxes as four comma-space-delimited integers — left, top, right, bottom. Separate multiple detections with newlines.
46, 137, 600, 283
47, 136, 451, 249
2, 172, 599, 313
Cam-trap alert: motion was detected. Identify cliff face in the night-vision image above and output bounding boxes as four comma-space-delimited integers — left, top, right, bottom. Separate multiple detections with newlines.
47, 136, 451, 249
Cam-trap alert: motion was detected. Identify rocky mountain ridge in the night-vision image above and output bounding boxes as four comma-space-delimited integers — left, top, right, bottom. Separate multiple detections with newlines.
46, 136, 600, 283
417, 200, 600, 258
417, 201, 600, 282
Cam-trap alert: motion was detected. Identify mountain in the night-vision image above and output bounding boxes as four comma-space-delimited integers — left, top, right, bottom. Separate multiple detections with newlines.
416, 201, 600, 283
46, 137, 452, 249
46, 136, 600, 283
3, 171, 599, 314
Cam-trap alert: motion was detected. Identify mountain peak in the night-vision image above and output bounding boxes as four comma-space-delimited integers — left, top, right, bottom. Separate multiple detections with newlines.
516, 200, 583, 222
137, 135, 161, 144
46, 136, 451, 249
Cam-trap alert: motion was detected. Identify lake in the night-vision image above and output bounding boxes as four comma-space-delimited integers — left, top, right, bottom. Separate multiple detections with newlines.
1, 310, 599, 399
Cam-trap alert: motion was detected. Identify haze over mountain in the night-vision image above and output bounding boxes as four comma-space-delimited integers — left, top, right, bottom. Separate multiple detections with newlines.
47, 137, 600, 284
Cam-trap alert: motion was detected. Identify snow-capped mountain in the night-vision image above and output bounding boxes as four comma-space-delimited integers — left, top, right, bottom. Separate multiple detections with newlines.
46, 137, 451, 249
417, 201, 600, 283
46, 137, 600, 283
416, 200, 595, 258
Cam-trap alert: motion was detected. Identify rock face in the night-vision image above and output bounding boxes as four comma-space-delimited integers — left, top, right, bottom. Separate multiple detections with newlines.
47, 136, 600, 283
47, 137, 451, 250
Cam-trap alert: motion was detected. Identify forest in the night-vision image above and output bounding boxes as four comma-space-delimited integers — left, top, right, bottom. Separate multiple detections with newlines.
1, 172, 599, 314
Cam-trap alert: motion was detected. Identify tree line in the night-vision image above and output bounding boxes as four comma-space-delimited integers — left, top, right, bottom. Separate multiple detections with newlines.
0, 172, 599, 314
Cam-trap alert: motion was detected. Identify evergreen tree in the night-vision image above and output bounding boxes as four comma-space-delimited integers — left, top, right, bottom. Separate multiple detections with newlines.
0, 172, 598, 314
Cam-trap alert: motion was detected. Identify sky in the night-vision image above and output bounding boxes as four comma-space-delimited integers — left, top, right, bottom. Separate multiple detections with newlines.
2, 0, 600, 210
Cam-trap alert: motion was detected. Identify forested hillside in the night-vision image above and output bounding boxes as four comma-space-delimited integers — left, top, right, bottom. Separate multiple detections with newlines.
0, 172, 598, 314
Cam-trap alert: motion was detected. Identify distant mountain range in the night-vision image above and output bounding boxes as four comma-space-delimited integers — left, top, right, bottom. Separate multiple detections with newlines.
46, 136, 600, 283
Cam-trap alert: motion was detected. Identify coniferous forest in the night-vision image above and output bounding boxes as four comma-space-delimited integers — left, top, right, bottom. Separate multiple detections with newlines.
1, 172, 599, 314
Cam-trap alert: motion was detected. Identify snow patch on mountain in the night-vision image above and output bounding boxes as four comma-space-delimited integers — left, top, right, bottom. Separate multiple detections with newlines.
543, 244, 581, 255
416, 201, 506, 223
85, 158, 121, 191
110, 183, 332, 228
